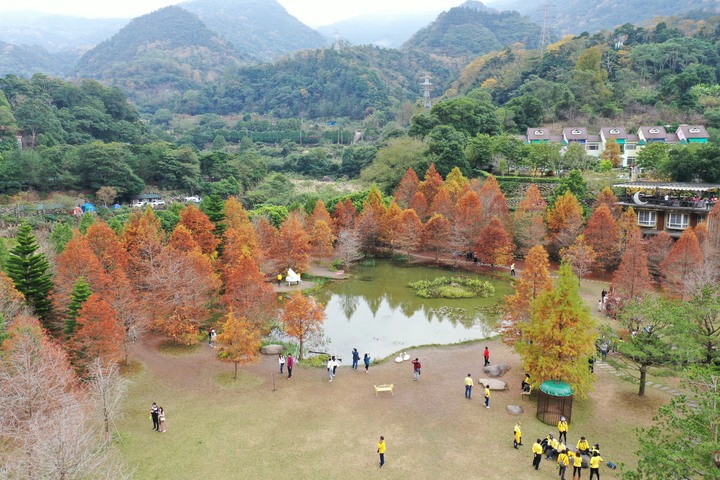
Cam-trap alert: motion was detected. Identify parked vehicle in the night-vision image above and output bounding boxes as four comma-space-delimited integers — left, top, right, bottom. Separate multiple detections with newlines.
184, 196, 201, 203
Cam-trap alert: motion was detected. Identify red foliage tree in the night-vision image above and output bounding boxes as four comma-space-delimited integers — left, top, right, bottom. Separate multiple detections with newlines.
223, 252, 277, 330
513, 184, 547, 255
169, 224, 200, 253
278, 211, 311, 272
645, 230, 674, 278
584, 204, 621, 271
396, 209, 423, 255
121, 208, 165, 285
70, 294, 124, 371
593, 187, 620, 217
310, 200, 334, 233
473, 217, 515, 268
419, 163, 444, 206
408, 191, 429, 221
356, 186, 386, 253
331, 198, 357, 232
611, 228, 652, 310
85, 221, 129, 275
450, 190, 483, 262
428, 187, 454, 219
178, 205, 220, 256
254, 216, 282, 273
478, 175, 511, 230
280, 291, 326, 360
309, 220, 335, 260
500, 245, 553, 346
380, 201, 403, 253
394, 168, 420, 208
422, 214, 452, 262
217, 309, 262, 379
546, 191, 585, 254
560, 234, 597, 278
659, 228, 702, 297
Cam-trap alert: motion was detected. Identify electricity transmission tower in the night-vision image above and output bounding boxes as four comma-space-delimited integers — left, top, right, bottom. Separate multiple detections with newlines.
539, 3, 555, 52
420, 75, 433, 109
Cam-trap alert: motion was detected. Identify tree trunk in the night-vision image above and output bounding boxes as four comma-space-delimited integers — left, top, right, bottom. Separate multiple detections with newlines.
639, 365, 647, 396
299, 338, 304, 361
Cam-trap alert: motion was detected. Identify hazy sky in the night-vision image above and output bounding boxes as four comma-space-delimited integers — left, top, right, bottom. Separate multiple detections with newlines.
0, 0, 468, 26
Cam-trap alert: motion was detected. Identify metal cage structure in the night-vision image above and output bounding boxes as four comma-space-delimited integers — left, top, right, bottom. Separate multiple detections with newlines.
536, 380, 573, 426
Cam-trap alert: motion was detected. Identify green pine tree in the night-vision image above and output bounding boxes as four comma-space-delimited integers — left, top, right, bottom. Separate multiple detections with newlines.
50, 223, 73, 254
0, 238, 8, 269
201, 194, 227, 238
4, 224, 55, 327
64, 277, 92, 337
517, 263, 597, 397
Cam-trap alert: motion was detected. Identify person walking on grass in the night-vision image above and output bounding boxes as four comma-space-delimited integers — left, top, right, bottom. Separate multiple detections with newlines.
572, 449, 583, 480
483, 383, 491, 408
363, 353, 371, 373
513, 421, 522, 448
558, 416, 568, 443
377, 436, 386, 468
483, 346, 490, 366
150, 402, 159, 431
589, 452, 603, 479
352, 348, 360, 370
510, 262, 516, 276
532, 438, 543, 470
287, 354, 294, 379
558, 449, 570, 480
465, 373, 473, 399
279, 353, 285, 374
411, 358, 421, 381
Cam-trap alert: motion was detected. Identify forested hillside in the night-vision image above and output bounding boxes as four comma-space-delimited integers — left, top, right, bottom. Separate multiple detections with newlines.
488, 0, 720, 35
404, 5, 541, 62
74, 6, 244, 111
0, 41, 78, 78
182, 0, 327, 62
447, 17, 720, 132
176, 46, 456, 118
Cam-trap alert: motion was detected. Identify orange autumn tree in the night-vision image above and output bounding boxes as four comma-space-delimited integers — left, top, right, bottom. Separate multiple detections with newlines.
121, 208, 165, 285
473, 217, 515, 268
478, 174, 511, 230
85, 221, 129, 275
611, 228, 652, 311
394, 168, 420, 208
356, 186, 387, 253
223, 250, 277, 329
280, 291, 326, 360
0, 270, 26, 321
310, 200, 334, 233
659, 228, 702, 297
70, 294, 124, 371
560, 234, 597, 278
500, 245, 553, 346
408, 191, 428, 221
513, 184, 547, 256
380, 202, 403, 253
396, 209, 423, 255
451, 190, 483, 264
428, 187, 454, 219
277, 211, 311, 272
224, 197, 251, 230
331, 198, 357, 232
149, 247, 220, 344
309, 220, 335, 260
169, 224, 200, 253
254, 216, 282, 273
593, 187, 620, 217
419, 163, 444, 206
616, 206, 637, 253
583, 204, 621, 271
547, 191, 585, 255
178, 205, 219, 256
422, 213, 452, 263
217, 309, 262, 380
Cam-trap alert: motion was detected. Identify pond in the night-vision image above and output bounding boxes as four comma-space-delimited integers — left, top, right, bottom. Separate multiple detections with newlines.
313, 260, 514, 360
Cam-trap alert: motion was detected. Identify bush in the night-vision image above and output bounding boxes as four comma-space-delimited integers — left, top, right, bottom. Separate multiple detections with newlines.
408, 276, 495, 299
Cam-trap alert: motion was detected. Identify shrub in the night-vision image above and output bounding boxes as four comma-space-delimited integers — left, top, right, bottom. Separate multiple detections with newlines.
408, 276, 495, 299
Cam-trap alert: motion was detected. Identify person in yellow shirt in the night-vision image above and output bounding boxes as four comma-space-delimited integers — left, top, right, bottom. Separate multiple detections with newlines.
572, 449, 583, 479
484, 384, 491, 408
589, 452, 603, 479
556, 441, 566, 458
377, 436, 386, 468
558, 416, 569, 443
513, 421, 522, 448
557, 449, 570, 480
577, 436, 590, 455
532, 438, 543, 470
465, 373, 474, 399
546, 434, 559, 459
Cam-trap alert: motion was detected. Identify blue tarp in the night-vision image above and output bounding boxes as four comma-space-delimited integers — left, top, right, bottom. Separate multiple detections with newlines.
81, 203, 97, 212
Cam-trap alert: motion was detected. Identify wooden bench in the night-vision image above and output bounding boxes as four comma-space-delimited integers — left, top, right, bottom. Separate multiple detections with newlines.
374, 384, 394, 396
521, 385, 532, 399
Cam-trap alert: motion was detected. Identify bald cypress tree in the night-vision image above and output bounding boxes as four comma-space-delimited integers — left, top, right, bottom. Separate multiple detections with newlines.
5, 224, 54, 328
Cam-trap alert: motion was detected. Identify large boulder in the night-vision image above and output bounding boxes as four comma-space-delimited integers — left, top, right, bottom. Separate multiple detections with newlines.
483, 364, 511, 377
260, 344, 284, 355
506, 404, 524, 415
478, 378, 506, 390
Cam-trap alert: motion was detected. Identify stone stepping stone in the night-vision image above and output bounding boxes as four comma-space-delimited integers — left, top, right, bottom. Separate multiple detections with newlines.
645, 382, 654, 386
483, 364, 511, 377
260, 344, 284, 355
506, 404, 524, 415
478, 378, 507, 390
659, 386, 671, 391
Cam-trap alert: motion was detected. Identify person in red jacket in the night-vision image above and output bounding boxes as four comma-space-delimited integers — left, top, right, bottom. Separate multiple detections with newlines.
411, 358, 421, 381
484, 346, 490, 366
287, 354, 294, 379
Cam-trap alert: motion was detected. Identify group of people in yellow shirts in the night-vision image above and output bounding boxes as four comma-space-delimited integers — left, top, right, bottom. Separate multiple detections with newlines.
518, 416, 604, 480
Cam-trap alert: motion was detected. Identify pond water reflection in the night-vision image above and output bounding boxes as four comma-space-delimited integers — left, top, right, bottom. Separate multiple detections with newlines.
314, 260, 513, 360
